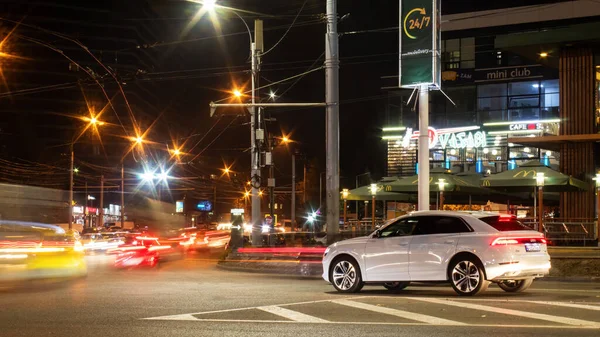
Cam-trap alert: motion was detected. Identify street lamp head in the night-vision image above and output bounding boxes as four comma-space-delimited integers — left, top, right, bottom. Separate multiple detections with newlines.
269, 91, 276, 100
244, 191, 250, 198
370, 183, 377, 196
233, 89, 242, 98
437, 178, 446, 192
172, 148, 181, 156
73, 168, 79, 174
90, 117, 97, 125
282, 136, 289, 143
203, 0, 217, 10
536, 172, 545, 187
539, 52, 548, 58
342, 188, 349, 200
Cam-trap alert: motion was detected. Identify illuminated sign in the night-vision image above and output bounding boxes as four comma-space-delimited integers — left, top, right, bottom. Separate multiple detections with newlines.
509, 123, 543, 131
399, 0, 441, 87
231, 208, 244, 215
176, 201, 184, 213
400, 126, 486, 149
196, 201, 213, 212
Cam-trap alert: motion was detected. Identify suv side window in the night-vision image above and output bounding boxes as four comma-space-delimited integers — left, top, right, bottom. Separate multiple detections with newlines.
413, 216, 472, 235
379, 218, 418, 238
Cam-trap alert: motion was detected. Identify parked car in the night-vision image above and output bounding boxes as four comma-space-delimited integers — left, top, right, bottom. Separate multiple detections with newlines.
322, 211, 550, 296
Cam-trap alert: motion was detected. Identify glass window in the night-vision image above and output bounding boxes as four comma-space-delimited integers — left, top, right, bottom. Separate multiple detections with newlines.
478, 83, 507, 97
478, 97, 507, 111
479, 216, 529, 231
379, 218, 417, 237
508, 81, 540, 96
542, 79, 559, 93
413, 216, 472, 235
542, 93, 559, 108
460, 38, 475, 58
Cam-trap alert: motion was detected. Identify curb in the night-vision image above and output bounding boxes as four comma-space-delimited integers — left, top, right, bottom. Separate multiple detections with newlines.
216, 262, 321, 279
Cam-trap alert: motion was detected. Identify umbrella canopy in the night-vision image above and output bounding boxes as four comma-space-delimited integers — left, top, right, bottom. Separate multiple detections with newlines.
344, 184, 415, 201
481, 160, 589, 192
384, 168, 486, 194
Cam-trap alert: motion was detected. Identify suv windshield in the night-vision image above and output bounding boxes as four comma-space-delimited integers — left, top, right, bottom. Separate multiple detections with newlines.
479, 216, 530, 231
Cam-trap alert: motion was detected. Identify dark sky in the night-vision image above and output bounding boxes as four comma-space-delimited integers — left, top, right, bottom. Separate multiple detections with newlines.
0, 0, 569, 201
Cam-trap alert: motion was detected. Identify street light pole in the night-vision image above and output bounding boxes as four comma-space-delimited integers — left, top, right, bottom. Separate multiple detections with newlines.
291, 154, 296, 231
536, 173, 545, 232
69, 144, 74, 230
250, 19, 264, 246
325, 0, 340, 243
121, 163, 125, 228
418, 85, 430, 211
370, 184, 376, 230
99, 175, 104, 228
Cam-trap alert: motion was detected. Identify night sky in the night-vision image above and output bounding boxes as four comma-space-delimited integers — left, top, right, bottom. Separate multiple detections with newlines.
0, 0, 566, 209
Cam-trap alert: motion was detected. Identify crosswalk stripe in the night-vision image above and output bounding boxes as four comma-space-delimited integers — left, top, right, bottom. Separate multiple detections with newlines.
523, 301, 600, 311
144, 313, 198, 320
406, 297, 600, 328
257, 306, 329, 323
331, 299, 466, 326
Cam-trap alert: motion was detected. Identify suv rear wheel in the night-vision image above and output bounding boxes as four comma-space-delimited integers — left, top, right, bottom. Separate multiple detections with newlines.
449, 258, 489, 296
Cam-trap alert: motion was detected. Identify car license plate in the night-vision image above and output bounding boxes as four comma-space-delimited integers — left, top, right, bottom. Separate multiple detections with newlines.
525, 243, 541, 252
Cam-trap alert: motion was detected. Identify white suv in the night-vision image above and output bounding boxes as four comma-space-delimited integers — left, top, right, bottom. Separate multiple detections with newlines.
322, 211, 550, 296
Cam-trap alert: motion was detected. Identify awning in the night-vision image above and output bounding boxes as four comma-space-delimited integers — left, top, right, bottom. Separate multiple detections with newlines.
508, 134, 600, 152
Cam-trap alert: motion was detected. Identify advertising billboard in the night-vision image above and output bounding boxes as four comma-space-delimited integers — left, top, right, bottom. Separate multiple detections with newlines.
399, 0, 441, 87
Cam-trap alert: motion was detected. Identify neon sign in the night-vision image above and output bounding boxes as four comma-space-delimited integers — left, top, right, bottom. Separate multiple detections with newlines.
401, 126, 487, 149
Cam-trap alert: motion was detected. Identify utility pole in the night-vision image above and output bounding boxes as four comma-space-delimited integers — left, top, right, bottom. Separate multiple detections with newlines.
120, 164, 125, 228
68, 144, 74, 230
325, 0, 340, 242
84, 181, 88, 228
99, 175, 104, 229
418, 85, 430, 211
251, 19, 264, 246
291, 153, 296, 231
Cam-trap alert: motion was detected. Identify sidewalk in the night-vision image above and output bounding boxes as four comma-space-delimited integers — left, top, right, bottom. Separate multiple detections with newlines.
218, 246, 600, 279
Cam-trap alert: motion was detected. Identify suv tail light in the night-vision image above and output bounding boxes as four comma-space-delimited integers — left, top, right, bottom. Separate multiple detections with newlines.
491, 237, 547, 246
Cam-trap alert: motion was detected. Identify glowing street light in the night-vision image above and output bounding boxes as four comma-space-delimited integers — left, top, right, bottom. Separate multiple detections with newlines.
203, 0, 217, 10
73, 168, 79, 174
539, 52, 548, 58
244, 191, 250, 198
370, 183, 377, 229
269, 91, 276, 100
437, 179, 447, 210
282, 136, 289, 143
233, 89, 242, 98
341, 188, 349, 226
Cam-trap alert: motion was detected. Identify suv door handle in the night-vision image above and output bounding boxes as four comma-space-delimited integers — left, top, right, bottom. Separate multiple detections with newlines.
444, 240, 455, 244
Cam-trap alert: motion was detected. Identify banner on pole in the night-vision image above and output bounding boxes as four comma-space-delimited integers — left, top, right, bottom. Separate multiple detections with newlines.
399, 0, 441, 87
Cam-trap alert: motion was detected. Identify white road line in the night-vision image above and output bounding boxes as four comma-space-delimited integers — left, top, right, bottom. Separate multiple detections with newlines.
154, 318, 600, 329
523, 301, 600, 311
145, 314, 198, 321
257, 306, 329, 323
143, 296, 368, 320
331, 299, 466, 326
405, 297, 600, 328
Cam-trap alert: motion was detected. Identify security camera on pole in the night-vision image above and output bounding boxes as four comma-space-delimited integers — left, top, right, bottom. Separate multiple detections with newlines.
399, 0, 442, 209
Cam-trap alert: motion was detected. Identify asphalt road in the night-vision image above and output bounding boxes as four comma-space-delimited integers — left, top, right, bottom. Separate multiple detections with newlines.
1, 253, 600, 337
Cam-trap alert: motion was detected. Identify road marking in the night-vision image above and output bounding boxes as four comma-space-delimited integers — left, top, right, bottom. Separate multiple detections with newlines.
331, 299, 466, 326
143, 296, 368, 320
405, 297, 600, 328
523, 301, 600, 311
147, 318, 600, 329
257, 306, 329, 323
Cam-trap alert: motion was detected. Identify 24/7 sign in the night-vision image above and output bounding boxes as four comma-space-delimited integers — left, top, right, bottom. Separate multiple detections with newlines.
399, 0, 440, 87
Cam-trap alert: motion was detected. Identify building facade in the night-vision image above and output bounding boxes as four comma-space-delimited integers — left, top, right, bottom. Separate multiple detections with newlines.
382, 0, 600, 218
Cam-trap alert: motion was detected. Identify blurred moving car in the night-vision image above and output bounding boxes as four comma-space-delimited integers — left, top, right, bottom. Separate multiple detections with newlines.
168, 227, 230, 251
0, 221, 87, 281
108, 236, 183, 268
